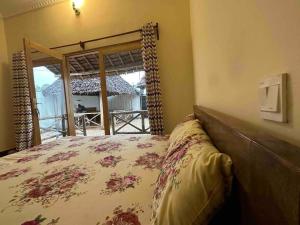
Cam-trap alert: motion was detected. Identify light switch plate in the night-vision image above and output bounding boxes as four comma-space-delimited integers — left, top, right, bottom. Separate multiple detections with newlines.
260, 84, 279, 112
259, 73, 287, 122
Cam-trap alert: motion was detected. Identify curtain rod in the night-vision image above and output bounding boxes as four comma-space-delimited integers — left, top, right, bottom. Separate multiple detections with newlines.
32, 23, 159, 53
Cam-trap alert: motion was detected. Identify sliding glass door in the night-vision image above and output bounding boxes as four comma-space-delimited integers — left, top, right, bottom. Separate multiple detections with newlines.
66, 51, 104, 137
24, 39, 147, 145
24, 38, 75, 145
98, 41, 150, 135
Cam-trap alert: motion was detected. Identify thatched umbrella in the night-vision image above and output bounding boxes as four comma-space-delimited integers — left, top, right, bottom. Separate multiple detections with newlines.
42, 74, 137, 97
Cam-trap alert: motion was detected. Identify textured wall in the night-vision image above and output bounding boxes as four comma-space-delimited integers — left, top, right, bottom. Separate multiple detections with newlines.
190, 0, 300, 146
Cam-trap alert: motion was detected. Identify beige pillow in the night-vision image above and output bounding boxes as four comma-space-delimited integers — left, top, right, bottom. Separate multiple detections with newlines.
152, 128, 232, 225
168, 119, 208, 152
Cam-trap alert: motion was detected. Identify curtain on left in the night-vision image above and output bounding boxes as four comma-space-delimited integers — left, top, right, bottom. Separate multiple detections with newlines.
12, 51, 33, 151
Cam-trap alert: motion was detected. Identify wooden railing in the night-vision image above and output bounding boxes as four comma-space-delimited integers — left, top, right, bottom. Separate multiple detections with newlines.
110, 110, 150, 135
39, 110, 149, 139
39, 114, 67, 141
74, 112, 101, 136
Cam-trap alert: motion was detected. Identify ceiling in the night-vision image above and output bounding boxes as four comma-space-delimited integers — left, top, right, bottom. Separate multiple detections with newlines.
0, 0, 66, 18
45, 49, 144, 76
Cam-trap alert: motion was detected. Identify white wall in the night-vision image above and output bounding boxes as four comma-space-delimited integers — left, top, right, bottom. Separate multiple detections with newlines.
72, 94, 141, 112
38, 91, 66, 129
73, 95, 100, 111
108, 94, 141, 112
190, 0, 300, 146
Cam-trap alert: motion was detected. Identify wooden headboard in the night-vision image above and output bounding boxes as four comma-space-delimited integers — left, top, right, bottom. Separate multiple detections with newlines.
194, 105, 300, 225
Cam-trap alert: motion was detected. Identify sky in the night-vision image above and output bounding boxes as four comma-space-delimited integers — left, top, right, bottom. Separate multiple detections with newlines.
33, 66, 57, 90
121, 71, 145, 86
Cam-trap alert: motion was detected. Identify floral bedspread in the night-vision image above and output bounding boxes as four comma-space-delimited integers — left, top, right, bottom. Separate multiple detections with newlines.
0, 135, 169, 225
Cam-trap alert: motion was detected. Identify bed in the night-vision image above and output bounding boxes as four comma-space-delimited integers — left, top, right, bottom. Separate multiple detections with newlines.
194, 106, 300, 225
0, 105, 299, 225
0, 135, 169, 224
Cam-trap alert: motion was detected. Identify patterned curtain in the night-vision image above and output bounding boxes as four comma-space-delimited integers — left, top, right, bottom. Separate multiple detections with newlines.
141, 22, 164, 135
12, 51, 33, 151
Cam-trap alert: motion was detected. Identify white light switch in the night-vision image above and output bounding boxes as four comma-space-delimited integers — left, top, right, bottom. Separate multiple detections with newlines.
260, 84, 279, 112
259, 74, 287, 122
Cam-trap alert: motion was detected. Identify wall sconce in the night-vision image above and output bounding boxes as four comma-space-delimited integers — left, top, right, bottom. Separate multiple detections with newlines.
72, 0, 84, 16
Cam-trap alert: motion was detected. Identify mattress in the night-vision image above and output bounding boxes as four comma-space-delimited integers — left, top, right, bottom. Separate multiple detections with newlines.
0, 135, 169, 225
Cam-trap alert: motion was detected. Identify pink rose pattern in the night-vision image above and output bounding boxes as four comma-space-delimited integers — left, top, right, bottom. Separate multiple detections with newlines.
100, 205, 143, 225
0, 168, 30, 181
151, 135, 169, 141
134, 153, 164, 170
128, 136, 141, 142
44, 151, 79, 164
9, 164, 92, 208
27, 142, 60, 152
166, 134, 209, 159
17, 154, 44, 163
152, 135, 206, 219
90, 136, 110, 142
68, 143, 84, 148
101, 173, 141, 195
96, 156, 123, 168
21, 214, 60, 225
136, 143, 153, 149
69, 137, 86, 142
89, 142, 122, 153
0, 135, 169, 223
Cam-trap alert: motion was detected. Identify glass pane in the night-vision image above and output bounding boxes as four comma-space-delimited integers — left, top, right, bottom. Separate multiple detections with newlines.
68, 52, 104, 136
104, 48, 150, 135
33, 63, 68, 143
